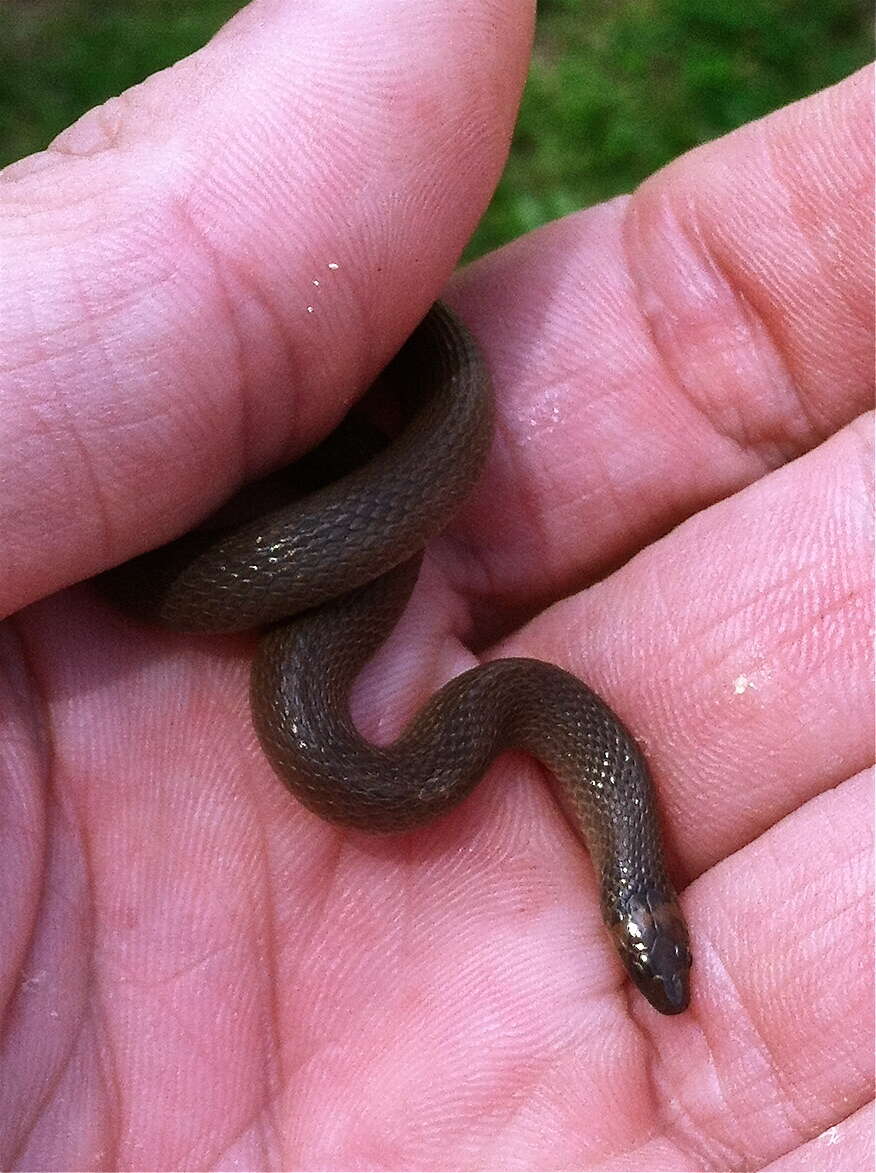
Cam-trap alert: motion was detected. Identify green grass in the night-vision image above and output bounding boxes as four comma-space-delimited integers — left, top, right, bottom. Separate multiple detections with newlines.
0, 1, 243, 164
472, 0, 871, 256
1, 0, 870, 258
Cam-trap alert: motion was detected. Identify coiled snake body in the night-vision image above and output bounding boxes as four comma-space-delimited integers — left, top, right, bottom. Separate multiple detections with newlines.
108, 302, 691, 1015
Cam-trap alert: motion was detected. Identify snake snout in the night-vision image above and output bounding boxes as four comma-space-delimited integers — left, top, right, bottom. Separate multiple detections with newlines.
611, 889, 692, 1015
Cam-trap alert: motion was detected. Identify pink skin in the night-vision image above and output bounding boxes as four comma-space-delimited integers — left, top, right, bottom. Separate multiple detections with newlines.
0, 0, 872, 1165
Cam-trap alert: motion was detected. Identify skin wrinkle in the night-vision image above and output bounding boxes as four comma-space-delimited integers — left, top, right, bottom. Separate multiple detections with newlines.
782, 587, 871, 681
2, 264, 178, 379
123, 937, 240, 991
284, 849, 394, 1032
187, 139, 371, 395
690, 860, 836, 1166
118, 948, 258, 1164
9, 257, 221, 606
68, 785, 108, 1108
87, 999, 123, 1173
463, 414, 546, 631
50, 89, 147, 160
688, 785, 870, 1164
229, 1112, 275, 1173
757, 1024, 837, 1157
60, 274, 133, 570
764, 1103, 875, 1173
853, 413, 876, 508
251, 817, 287, 1166
32, 678, 128, 1169
708, 199, 825, 460
623, 194, 732, 449
7, 819, 100, 1169
224, 1043, 283, 1169
6, 1002, 73, 1170
700, 567, 856, 678
579, 438, 639, 558
484, 1040, 602, 1167
655, 1044, 723, 1173
161, 189, 253, 482
612, 1007, 674, 1166
8, 381, 114, 581
699, 184, 868, 455
799, 221, 872, 364
427, 528, 495, 648
0, 622, 49, 1012
493, 402, 564, 592
712, 272, 826, 461
645, 1057, 713, 1173
763, 99, 873, 367
685, 935, 778, 1170
679, 589, 863, 868
525, 363, 640, 558
514, 1008, 620, 1123
442, 1045, 552, 1165
735, 839, 820, 1144
798, 855, 868, 947
603, 431, 870, 717
0, 163, 127, 227
625, 190, 805, 473
293, 833, 348, 979
282, 841, 398, 1041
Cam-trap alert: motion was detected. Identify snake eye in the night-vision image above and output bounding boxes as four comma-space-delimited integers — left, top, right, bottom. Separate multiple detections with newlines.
611, 890, 692, 1015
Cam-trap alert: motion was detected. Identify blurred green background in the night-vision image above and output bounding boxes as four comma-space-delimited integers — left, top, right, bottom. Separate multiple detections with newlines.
1, 0, 871, 258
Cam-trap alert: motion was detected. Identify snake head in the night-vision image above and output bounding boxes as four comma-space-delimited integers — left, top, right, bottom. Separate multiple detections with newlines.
610, 889, 692, 1015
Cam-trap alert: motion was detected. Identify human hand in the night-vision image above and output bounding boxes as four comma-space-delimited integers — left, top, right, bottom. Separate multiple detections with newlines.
1, 1, 872, 1168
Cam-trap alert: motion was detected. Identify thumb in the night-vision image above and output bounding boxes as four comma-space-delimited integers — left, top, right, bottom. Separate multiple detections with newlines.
0, 0, 532, 619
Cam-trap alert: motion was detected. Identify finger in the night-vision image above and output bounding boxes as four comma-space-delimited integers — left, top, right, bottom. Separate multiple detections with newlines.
763, 1103, 874, 1172
0, 626, 47, 1014
497, 414, 873, 878
449, 67, 873, 615
639, 770, 873, 1171
0, 0, 532, 619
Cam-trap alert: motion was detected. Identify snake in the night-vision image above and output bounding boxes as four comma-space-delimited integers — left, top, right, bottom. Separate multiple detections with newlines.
105, 301, 692, 1015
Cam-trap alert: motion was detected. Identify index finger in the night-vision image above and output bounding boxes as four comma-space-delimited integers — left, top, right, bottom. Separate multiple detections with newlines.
447, 68, 872, 619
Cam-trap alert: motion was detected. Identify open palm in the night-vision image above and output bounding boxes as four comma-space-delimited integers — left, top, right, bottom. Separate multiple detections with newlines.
1, 3, 872, 1169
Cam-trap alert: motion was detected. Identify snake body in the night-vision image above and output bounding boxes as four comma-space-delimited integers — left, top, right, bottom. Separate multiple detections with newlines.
108, 302, 691, 1015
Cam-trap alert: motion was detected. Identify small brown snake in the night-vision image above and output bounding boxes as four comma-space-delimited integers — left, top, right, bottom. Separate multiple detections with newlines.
106, 301, 692, 1015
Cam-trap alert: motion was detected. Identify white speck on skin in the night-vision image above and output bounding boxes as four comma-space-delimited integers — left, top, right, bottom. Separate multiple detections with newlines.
306, 305, 314, 313
525, 389, 565, 430
733, 674, 757, 694
312, 279, 320, 287
327, 262, 339, 270
821, 1125, 840, 1145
